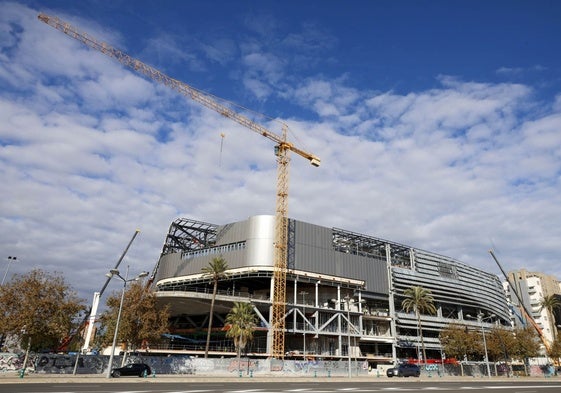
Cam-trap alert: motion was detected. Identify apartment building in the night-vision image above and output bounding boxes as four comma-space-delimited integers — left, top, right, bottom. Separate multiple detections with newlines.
504, 269, 561, 345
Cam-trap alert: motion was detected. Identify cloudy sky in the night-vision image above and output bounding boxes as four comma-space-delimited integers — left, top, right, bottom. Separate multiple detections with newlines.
1, 0, 561, 303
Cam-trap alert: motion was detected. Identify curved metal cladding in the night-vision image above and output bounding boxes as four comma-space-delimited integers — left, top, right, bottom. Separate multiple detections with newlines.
153, 215, 276, 285
245, 215, 275, 267
392, 249, 510, 323
153, 214, 508, 321
153, 215, 384, 291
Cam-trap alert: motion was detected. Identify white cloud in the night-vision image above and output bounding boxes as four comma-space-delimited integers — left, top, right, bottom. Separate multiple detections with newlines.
242, 77, 272, 100
1, 2, 561, 305
291, 78, 361, 119
200, 38, 237, 66
142, 34, 207, 73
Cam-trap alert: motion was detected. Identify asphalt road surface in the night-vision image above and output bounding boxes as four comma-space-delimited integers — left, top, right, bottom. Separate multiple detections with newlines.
2, 380, 561, 393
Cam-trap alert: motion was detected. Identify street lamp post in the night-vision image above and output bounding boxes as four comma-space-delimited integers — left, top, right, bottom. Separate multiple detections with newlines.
105, 266, 148, 378
467, 313, 495, 378
2, 256, 17, 286
479, 314, 491, 378
300, 291, 308, 360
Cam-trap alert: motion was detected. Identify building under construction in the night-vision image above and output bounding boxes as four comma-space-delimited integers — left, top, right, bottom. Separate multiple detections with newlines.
35, 12, 514, 366
151, 215, 510, 367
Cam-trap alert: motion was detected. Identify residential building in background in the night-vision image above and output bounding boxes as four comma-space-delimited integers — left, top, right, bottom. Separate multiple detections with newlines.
151, 215, 511, 367
504, 269, 561, 346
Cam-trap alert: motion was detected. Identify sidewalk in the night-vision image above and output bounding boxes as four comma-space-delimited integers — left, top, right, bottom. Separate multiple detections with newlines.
1, 372, 559, 384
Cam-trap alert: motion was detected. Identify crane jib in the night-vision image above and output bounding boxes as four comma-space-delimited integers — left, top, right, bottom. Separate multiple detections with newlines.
37, 12, 320, 358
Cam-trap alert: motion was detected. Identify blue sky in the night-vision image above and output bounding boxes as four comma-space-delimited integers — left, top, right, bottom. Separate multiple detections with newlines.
1, 0, 561, 301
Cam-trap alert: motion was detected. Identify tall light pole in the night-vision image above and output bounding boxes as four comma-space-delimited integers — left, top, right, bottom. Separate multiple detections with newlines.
105, 266, 148, 378
2, 256, 17, 286
467, 313, 495, 378
300, 291, 308, 359
479, 314, 491, 378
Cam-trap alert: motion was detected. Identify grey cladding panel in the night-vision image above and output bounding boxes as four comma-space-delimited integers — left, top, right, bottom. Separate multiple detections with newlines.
155, 250, 248, 282
155, 253, 183, 281
216, 220, 249, 244
295, 220, 332, 248
336, 253, 388, 293
296, 246, 338, 275
293, 220, 389, 294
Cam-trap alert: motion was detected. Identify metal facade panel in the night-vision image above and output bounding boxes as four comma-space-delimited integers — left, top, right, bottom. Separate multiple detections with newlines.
154, 253, 182, 282
156, 249, 250, 281
216, 219, 248, 244
392, 249, 510, 321
293, 220, 389, 294
246, 215, 275, 267
214, 215, 275, 267
155, 216, 274, 283
156, 216, 389, 294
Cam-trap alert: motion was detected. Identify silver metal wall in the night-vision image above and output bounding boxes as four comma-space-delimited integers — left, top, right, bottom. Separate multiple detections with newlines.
293, 220, 389, 294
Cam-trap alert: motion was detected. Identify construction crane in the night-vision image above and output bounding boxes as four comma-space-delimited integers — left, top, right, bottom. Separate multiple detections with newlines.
489, 250, 551, 353
38, 13, 320, 359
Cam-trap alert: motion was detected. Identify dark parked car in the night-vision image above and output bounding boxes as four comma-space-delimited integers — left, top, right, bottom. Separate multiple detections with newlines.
110, 363, 151, 378
386, 363, 421, 377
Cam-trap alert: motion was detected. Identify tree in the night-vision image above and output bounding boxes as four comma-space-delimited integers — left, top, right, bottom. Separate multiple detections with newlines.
486, 326, 516, 363
225, 301, 258, 362
201, 256, 228, 358
440, 323, 481, 361
539, 295, 561, 340
0, 269, 85, 352
512, 326, 541, 375
401, 286, 437, 364
98, 281, 169, 352
548, 334, 561, 361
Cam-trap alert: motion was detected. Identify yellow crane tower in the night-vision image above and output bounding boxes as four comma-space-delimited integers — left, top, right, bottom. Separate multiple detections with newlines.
38, 13, 320, 359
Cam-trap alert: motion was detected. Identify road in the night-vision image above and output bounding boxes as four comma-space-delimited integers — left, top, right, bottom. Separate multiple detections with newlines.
2, 380, 561, 393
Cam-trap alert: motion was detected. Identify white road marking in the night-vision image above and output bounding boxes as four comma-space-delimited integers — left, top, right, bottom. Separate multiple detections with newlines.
482, 386, 561, 389
171, 391, 216, 393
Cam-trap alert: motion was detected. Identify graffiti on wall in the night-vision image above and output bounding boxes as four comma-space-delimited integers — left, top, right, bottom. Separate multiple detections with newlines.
0, 353, 23, 372
1, 353, 368, 377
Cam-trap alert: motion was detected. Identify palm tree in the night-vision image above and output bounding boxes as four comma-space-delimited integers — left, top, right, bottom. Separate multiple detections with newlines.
401, 286, 437, 365
201, 256, 229, 358
225, 301, 258, 365
539, 295, 561, 340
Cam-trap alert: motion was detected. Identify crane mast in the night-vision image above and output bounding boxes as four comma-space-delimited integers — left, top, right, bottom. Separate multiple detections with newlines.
38, 13, 320, 359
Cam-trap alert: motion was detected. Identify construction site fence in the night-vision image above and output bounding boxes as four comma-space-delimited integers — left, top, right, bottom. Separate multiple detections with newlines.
0, 352, 558, 378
